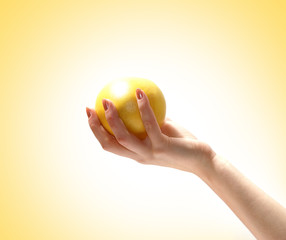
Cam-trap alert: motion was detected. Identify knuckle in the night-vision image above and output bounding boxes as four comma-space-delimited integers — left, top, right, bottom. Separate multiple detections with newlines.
136, 158, 148, 165
89, 119, 97, 129
101, 143, 109, 151
116, 135, 128, 146
143, 120, 152, 131
89, 122, 96, 130
106, 115, 116, 127
101, 137, 113, 151
106, 114, 114, 122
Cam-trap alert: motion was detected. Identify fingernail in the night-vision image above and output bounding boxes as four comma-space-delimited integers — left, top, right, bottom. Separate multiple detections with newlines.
102, 99, 109, 111
136, 89, 143, 100
86, 107, 92, 118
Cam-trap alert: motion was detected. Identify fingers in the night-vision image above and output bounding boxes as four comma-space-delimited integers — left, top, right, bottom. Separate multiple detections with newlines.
86, 107, 141, 160
102, 100, 149, 156
136, 89, 164, 145
87, 107, 110, 145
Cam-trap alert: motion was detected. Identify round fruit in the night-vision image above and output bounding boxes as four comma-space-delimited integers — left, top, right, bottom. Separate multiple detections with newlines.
95, 77, 166, 139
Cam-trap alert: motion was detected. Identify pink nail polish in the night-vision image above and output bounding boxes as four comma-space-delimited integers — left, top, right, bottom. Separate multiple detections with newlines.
136, 89, 143, 100
102, 99, 109, 111
86, 107, 91, 118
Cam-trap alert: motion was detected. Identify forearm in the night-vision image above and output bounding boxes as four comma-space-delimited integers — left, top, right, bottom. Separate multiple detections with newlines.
198, 154, 286, 240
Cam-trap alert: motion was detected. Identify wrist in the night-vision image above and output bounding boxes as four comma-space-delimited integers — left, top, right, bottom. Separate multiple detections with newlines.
169, 141, 218, 179
196, 152, 229, 186
193, 143, 217, 181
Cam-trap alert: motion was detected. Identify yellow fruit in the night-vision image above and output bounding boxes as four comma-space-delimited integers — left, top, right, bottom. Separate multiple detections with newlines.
95, 77, 166, 139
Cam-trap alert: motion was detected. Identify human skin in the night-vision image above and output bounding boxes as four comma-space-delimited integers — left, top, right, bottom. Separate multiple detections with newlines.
86, 88, 286, 240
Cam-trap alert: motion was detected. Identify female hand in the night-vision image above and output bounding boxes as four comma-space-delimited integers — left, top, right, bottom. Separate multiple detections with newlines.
86, 88, 215, 177
86, 89, 286, 239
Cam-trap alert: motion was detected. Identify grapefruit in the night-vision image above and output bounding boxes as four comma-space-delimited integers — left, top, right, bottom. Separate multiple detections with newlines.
95, 77, 166, 139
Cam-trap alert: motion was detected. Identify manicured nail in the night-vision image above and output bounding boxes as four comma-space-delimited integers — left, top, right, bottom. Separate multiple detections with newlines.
136, 89, 143, 100
86, 107, 92, 118
102, 99, 109, 111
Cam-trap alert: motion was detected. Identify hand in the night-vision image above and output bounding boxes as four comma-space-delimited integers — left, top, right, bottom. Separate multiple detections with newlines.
86, 89, 286, 240
86, 89, 216, 177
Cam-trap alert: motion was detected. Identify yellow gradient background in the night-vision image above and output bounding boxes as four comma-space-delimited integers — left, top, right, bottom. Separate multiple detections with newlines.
1, 0, 285, 239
